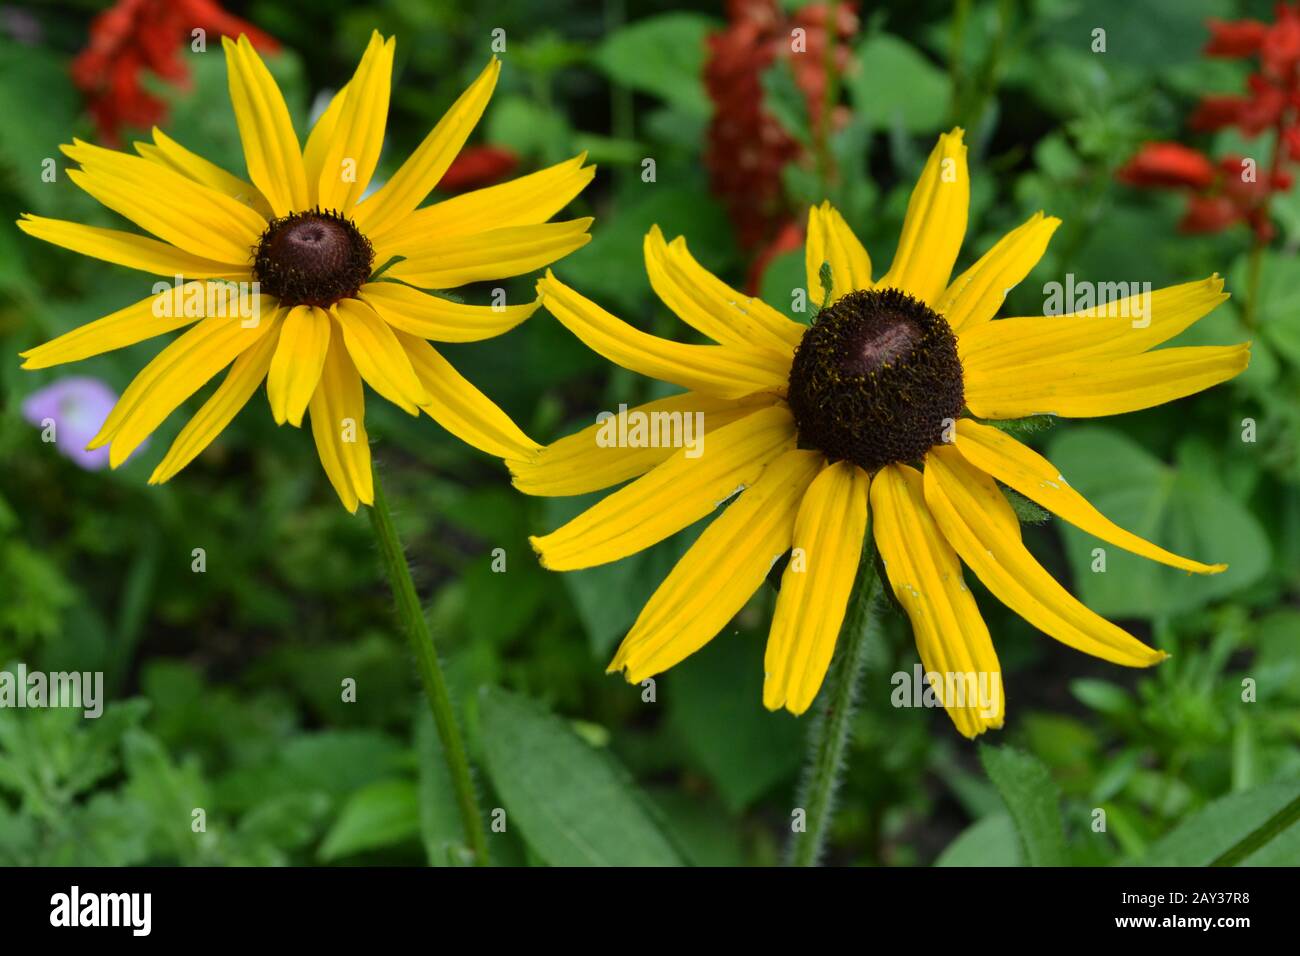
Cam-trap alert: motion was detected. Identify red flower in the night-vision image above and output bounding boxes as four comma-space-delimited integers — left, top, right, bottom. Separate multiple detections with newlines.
1204, 17, 1268, 58
1179, 194, 1244, 234
1117, 142, 1216, 190
704, 0, 858, 250
72, 0, 278, 147
437, 146, 519, 192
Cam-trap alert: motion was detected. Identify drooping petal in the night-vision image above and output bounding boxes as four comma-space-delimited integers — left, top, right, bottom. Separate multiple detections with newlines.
607, 449, 824, 682
90, 311, 278, 467
954, 419, 1225, 574
922, 444, 1166, 667
222, 34, 310, 216
19, 282, 259, 369
353, 58, 500, 241
332, 298, 430, 414
377, 153, 596, 247
957, 276, 1230, 373
871, 463, 1004, 738
16, 216, 248, 280
507, 390, 778, 496
135, 127, 272, 217
62, 141, 267, 263
964, 344, 1250, 419
395, 329, 540, 460
531, 404, 797, 571
360, 281, 538, 342
386, 218, 593, 289
879, 129, 969, 306
645, 226, 804, 353
149, 316, 283, 484
537, 271, 791, 399
937, 211, 1060, 334
764, 461, 870, 715
266, 305, 331, 426
308, 332, 373, 512
315, 32, 394, 212
804, 201, 872, 307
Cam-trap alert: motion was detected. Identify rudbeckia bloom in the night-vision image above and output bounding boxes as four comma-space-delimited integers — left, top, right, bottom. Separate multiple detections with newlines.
511, 128, 1249, 737
19, 33, 594, 511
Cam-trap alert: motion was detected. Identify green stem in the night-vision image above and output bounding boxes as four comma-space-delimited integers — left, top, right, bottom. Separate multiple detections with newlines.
1210, 792, 1300, 867
787, 539, 881, 867
367, 462, 490, 866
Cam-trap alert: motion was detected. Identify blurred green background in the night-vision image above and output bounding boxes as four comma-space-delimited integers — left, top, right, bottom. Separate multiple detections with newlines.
0, 0, 1296, 866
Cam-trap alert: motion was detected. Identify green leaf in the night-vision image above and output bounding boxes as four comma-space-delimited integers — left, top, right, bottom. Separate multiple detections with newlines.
1138, 780, 1300, 866
847, 34, 950, 133
667, 632, 803, 812
478, 687, 682, 866
318, 780, 420, 862
978, 744, 1068, 866
935, 813, 1022, 866
414, 712, 469, 866
592, 14, 718, 117
1045, 426, 1270, 617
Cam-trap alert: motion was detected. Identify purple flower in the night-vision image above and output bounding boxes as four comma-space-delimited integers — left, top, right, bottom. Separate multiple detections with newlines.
21, 376, 144, 471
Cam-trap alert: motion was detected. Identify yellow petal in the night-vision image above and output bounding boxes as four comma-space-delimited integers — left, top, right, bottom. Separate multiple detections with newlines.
360, 281, 538, 342
302, 83, 349, 199
395, 329, 540, 460
354, 57, 500, 240
149, 316, 283, 484
16, 215, 247, 280
387, 218, 594, 289
954, 419, 1224, 574
938, 211, 1060, 334
508, 390, 778, 496
608, 448, 824, 682
136, 127, 272, 218
958, 276, 1230, 375
316, 33, 394, 212
62, 142, 266, 263
378, 152, 596, 247
922, 444, 1166, 667
267, 305, 331, 426
222, 34, 310, 216
537, 271, 791, 399
94, 311, 278, 467
531, 404, 797, 570
964, 344, 1251, 419
879, 129, 968, 306
764, 461, 870, 715
308, 333, 373, 512
805, 201, 873, 307
870, 463, 1004, 738
19, 282, 254, 369
332, 298, 430, 414
645, 225, 804, 353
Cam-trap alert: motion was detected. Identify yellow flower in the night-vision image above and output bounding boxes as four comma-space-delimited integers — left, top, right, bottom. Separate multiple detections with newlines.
18, 33, 595, 511
511, 128, 1249, 737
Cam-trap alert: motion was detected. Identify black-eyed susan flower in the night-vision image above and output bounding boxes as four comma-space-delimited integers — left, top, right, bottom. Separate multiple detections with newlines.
18, 33, 595, 511
510, 128, 1249, 737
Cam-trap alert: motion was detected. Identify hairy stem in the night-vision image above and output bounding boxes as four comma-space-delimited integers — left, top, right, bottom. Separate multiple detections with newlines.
368, 463, 489, 866
788, 540, 881, 866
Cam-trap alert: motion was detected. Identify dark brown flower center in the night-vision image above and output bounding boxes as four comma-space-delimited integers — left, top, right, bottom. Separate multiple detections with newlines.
786, 288, 964, 471
253, 208, 374, 308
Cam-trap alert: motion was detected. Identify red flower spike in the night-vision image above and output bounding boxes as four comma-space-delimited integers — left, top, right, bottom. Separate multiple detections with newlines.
1204, 17, 1268, 58
1117, 142, 1217, 190
72, 0, 279, 147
